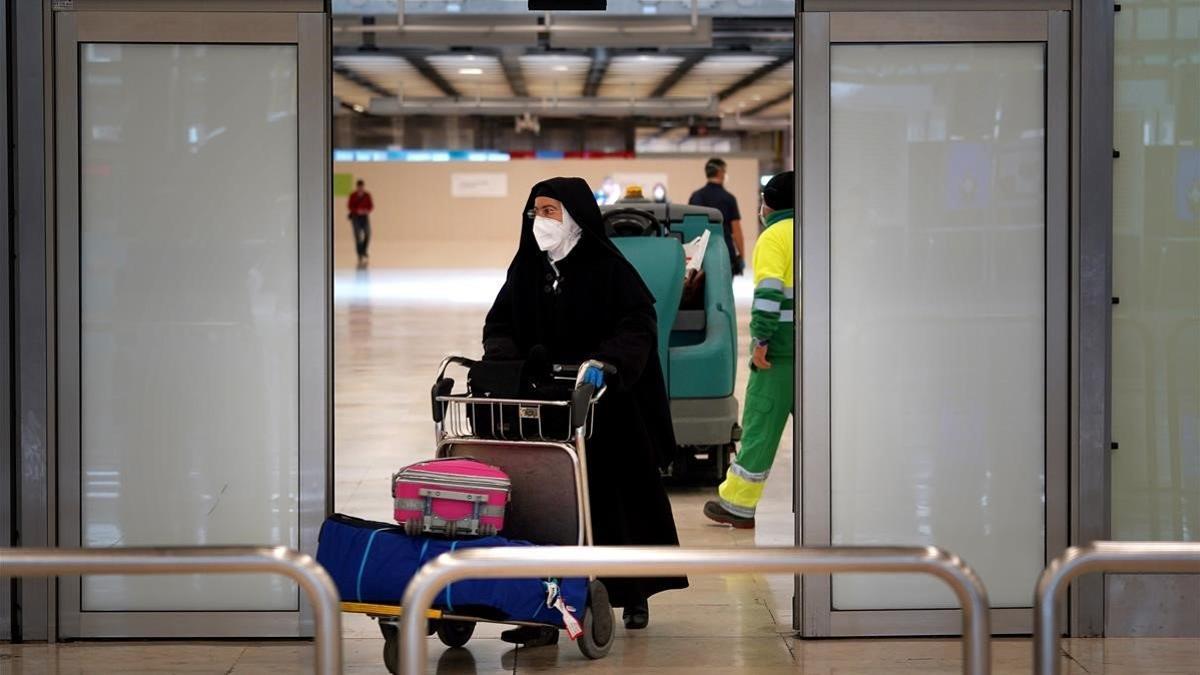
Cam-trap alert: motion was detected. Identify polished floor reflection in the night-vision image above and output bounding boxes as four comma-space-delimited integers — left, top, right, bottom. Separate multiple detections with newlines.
3, 635, 1198, 674
3, 268, 1196, 673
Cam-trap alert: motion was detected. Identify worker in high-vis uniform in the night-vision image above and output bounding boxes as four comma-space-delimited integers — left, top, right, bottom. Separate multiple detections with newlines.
704, 171, 795, 529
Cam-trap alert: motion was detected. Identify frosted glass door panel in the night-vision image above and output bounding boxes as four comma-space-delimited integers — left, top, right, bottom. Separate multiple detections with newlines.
1111, 0, 1200, 543
80, 44, 299, 612
829, 44, 1046, 610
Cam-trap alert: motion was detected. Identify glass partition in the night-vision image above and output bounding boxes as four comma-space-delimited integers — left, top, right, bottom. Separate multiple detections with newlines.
828, 43, 1047, 610
79, 43, 300, 611
1111, 0, 1200, 542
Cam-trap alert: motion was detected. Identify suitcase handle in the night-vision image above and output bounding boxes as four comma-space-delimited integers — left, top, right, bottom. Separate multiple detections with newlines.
390, 456, 495, 477
391, 457, 484, 492
417, 487, 488, 503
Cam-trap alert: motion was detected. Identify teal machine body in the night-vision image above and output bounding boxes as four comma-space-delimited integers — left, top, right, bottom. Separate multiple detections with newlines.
604, 203, 740, 482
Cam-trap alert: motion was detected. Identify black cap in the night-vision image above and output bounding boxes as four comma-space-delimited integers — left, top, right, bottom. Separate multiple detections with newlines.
762, 171, 795, 211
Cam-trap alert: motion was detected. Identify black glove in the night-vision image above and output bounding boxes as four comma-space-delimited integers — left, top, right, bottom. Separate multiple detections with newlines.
525, 344, 551, 379
483, 336, 521, 360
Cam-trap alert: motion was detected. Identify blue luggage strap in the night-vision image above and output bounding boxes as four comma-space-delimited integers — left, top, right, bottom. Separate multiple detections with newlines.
410, 538, 456, 612
443, 541, 458, 612
355, 528, 388, 602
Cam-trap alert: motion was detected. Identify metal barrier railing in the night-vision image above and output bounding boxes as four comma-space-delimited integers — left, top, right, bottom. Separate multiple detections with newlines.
24, 541, 1195, 675
1034, 541, 1200, 675
0, 546, 343, 675
398, 545, 992, 675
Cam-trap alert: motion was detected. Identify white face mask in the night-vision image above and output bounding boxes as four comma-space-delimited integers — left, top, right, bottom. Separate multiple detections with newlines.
532, 210, 583, 262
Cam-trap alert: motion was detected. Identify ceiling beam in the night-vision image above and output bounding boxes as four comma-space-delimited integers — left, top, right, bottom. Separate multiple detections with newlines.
332, 44, 792, 61
582, 48, 611, 97
369, 95, 716, 118
337, 100, 367, 115
332, 62, 395, 99
648, 52, 706, 98
711, 16, 796, 44
743, 88, 792, 117
717, 54, 792, 101
403, 53, 462, 98
497, 49, 529, 98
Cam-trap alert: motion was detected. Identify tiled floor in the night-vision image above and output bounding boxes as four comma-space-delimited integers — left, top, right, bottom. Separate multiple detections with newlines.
3, 268, 1197, 674
4, 635, 1199, 674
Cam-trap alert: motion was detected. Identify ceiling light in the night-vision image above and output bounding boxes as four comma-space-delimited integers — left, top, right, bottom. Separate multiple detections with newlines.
465, 54, 476, 61
459, 67, 483, 75
352, 104, 365, 113
638, 55, 651, 61
553, 65, 570, 72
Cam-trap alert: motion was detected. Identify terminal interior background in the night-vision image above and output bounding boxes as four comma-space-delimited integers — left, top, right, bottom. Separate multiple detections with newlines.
1, 0, 1198, 673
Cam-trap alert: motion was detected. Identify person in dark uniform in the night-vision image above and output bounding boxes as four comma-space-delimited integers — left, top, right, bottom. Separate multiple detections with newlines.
688, 157, 745, 275
483, 177, 688, 643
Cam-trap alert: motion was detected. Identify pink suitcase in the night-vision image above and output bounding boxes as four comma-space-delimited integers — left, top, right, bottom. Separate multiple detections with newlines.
392, 458, 511, 537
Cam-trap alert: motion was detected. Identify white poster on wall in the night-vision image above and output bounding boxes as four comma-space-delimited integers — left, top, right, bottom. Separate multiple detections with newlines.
451, 172, 508, 198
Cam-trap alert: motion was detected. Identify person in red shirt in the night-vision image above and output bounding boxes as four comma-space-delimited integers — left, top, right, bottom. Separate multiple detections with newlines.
347, 179, 374, 267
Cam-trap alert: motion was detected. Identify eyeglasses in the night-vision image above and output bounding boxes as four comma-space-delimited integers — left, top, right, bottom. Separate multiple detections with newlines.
528, 204, 562, 219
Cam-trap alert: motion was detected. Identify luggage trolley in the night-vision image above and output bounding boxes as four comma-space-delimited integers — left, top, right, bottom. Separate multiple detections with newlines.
349, 356, 618, 673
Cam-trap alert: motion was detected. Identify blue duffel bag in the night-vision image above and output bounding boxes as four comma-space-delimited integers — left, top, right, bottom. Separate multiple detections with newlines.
316, 513, 588, 627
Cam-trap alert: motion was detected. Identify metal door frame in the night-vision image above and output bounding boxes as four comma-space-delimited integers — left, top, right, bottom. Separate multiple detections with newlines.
1, 0, 12, 638
54, 8, 331, 639
1070, 0, 1112, 638
796, 9, 1071, 637
1, 0, 12, 640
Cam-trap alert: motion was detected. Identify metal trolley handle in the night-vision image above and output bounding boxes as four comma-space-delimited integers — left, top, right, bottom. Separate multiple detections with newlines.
430, 356, 617, 440
567, 359, 617, 428
435, 356, 616, 386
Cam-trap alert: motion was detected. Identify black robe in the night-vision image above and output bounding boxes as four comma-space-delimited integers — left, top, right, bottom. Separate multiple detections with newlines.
483, 177, 688, 606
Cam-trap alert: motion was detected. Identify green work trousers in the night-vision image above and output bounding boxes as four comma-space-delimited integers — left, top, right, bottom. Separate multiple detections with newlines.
718, 358, 795, 517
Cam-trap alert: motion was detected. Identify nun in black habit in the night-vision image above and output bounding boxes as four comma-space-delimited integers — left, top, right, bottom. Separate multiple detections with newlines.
483, 177, 688, 636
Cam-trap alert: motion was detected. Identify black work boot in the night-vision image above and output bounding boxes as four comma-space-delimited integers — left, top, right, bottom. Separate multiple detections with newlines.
500, 625, 560, 647
703, 500, 756, 529
623, 600, 649, 630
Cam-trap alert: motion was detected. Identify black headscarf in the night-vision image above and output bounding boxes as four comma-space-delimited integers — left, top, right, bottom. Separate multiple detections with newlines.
509, 176, 652, 297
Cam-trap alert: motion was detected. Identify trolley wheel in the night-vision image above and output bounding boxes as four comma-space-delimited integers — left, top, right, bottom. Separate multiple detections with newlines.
378, 621, 399, 675
404, 518, 421, 537
577, 580, 615, 660
435, 619, 476, 648
379, 618, 438, 674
